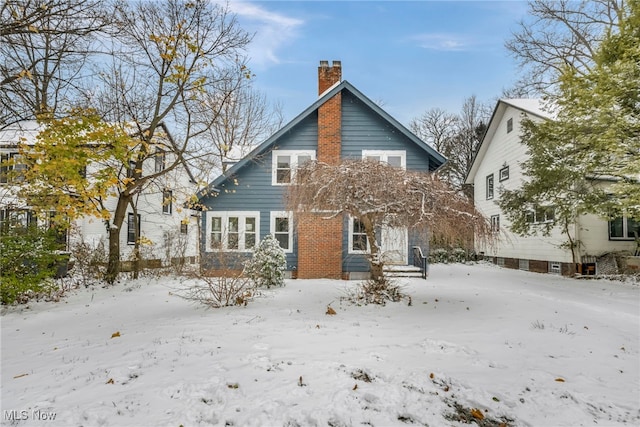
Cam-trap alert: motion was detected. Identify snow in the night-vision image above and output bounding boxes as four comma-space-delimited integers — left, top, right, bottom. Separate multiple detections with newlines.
1, 263, 639, 426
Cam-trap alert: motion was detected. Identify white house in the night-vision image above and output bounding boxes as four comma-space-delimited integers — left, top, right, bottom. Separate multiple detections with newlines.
0, 121, 201, 270
465, 99, 638, 275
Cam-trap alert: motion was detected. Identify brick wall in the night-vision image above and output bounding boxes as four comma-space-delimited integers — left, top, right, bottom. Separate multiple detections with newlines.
296, 60, 344, 279
297, 213, 343, 279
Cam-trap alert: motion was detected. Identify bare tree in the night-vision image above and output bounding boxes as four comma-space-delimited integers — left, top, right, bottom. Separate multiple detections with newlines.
286, 160, 492, 282
409, 108, 458, 154
506, 0, 624, 95
190, 76, 284, 178
410, 96, 489, 193
0, 0, 109, 127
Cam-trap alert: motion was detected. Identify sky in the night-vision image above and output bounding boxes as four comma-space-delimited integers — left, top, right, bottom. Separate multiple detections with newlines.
228, 1, 531, 127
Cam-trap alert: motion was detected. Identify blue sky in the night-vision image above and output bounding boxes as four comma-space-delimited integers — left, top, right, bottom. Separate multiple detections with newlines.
229, 1, 530, 126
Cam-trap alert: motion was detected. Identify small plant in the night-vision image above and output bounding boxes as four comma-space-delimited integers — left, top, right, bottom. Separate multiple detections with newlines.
244, 234, 287, 288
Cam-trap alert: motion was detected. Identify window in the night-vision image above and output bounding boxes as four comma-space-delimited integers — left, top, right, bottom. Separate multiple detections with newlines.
162, 190, 173, 214
272, 150, 315, 185
127, 213, 141, 244
362, 150, 406, 169
507, 118, 513, 133
271, 211, 293, 252
609, 216, 640, 240
1, 153, 25, 184
499, 165, 509, 181
0, 208, 36, 230
349, 217, 369, 253
486, 174, 494, 199
206, 211, 260, 251
127, 160, 136, 179
490, 215, 500, 233
155, 148, 165, 173
526, 206, 555, 224
180, 221, 188, 235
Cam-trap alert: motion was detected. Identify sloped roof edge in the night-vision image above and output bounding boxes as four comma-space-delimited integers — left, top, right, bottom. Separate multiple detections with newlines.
464, 98, 551, 185
199, 80, 447, 198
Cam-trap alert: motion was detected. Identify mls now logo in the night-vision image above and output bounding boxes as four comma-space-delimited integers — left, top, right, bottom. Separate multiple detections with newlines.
3, 409, 57, 421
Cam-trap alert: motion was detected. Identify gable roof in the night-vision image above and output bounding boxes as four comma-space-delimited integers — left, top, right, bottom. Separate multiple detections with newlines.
465, 98, 554, 184
199, 80, 447, 198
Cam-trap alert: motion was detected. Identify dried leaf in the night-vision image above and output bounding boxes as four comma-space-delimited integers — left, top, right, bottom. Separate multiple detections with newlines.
106, 378, 114, 384
470, 408, 484, 420
326, 306, 336, 315
555, 378, 565, 382
352, 384, 358, 391
111, 331, 121, 338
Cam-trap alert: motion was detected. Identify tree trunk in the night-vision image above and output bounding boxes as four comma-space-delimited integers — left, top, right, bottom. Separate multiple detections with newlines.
363, 217, 384, 282
105, 195, 131, 284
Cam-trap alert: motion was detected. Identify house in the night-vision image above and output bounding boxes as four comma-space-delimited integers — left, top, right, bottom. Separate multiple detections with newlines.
465, 99, 638, 275
197, 60, 446, 279
0, 121, 201, 269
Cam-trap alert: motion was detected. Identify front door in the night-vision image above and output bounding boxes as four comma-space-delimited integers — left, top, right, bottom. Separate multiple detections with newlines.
380, 226, 408, 265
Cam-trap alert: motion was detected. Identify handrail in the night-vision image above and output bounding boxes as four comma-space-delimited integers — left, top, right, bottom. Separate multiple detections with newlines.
412, 246, 427, 279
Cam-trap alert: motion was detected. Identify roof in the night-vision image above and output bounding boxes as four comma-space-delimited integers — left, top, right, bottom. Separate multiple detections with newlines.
199, 80, 447, 198
0, 120, 197, 184
465, 98, 553, 184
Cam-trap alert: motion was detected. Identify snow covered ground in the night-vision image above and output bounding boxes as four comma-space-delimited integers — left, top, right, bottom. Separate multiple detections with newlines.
1, 263, 639, 427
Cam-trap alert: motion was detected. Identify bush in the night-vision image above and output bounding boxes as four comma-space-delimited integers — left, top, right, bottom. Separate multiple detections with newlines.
244, 234, 287, 288
344, 277, 411, 306
0, 226, 66, 304
429, 248, 449, 264
450, 248, 467, 263
178, 272, 256, 308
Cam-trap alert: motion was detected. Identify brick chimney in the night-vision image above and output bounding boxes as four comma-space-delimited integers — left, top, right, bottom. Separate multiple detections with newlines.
317, 60, 341, 165
318, 60, 341, 95
297, 60, 344, 279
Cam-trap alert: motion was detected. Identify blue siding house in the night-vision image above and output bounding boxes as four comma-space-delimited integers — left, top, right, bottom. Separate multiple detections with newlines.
198, 61, 446, 279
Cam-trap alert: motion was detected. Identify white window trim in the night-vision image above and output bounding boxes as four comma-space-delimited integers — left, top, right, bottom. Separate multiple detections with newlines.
205, 211, 260, 252
486, 174, 494, 200
270, 211, 293, 253
525, 206, 555, 225
348, 216, 370, 255
271, 150, 316, 186
499, 165, 509, 181
490, 214, 500, 233
362, 150, 406, 169
609, 215, 638, 241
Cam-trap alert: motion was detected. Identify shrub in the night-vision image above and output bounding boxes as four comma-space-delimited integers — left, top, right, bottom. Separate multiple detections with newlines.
429, 248, 449, 264
0, 226, 66, 304
344, 277, 411, 306
450, 248, 467, 263
179, 272, 256, 308
244, 234, 287, 288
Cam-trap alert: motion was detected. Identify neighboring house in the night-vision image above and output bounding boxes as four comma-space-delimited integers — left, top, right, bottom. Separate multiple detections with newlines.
465, 99, 638, 275
0, 121, 201, 268
197, 60, 446, 279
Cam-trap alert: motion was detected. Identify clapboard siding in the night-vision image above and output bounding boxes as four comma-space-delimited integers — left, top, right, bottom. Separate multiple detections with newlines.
341, 91, 433, 171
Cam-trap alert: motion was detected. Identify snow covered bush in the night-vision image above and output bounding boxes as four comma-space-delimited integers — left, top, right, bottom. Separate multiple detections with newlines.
179, 272, 256, 308
244, 234, 287, 288
429, 248, 449, 264
450, 248, 467, 263
345, 277, 411, 306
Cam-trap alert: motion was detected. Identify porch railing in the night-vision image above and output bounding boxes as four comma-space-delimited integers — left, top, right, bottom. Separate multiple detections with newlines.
412, 246, 428, 279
